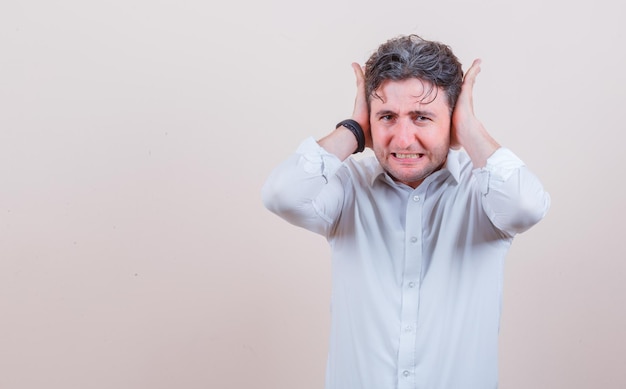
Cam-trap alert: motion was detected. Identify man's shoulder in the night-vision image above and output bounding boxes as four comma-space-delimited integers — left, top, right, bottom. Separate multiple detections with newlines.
445, 149, 476, 183
341, 154, 384, 186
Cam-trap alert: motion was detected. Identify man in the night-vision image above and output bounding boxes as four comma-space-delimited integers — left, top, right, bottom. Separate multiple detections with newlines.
261, 34, 550, 389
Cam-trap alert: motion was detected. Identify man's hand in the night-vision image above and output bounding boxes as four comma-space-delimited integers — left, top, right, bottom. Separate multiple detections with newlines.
450, 59, 482, 149
351, 63, 372, 149
450, 59, 499, 167
318, 63, 373, 160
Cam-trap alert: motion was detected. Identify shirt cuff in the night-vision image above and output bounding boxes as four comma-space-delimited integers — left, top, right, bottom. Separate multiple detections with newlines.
483, 147, 525, 181
296, 136, 343, 178
473, 147, 526, 194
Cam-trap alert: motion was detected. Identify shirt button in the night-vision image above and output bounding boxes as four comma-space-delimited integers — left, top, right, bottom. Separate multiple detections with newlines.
410, 236, 418, 243
408, 282, 416, 288
413, 195, 420, 202
403, 370, 410, 377
405, 325, 413, 332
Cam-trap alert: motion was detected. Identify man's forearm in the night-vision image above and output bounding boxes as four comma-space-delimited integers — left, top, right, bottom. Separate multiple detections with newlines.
456, 121, 500, 168
318, 126, 360, 161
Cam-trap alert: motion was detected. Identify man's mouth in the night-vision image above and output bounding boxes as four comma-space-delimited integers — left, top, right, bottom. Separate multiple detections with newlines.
393, 153, 421, 159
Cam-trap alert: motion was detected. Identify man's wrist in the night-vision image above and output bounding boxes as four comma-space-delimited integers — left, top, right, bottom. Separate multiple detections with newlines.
336, 119, 365, 154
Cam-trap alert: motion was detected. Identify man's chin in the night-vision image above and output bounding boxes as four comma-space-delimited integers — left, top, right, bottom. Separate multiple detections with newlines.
384, 161, 446, 187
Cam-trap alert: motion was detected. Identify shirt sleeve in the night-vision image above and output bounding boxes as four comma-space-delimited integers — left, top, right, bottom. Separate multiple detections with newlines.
473, 147, 551, 237
261, 137, 347, 237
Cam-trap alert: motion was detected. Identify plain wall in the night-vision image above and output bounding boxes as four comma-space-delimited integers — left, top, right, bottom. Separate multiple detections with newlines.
1, 0, 624, 388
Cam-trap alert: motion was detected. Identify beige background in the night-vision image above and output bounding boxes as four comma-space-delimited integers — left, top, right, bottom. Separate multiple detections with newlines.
1, 0, 624, 388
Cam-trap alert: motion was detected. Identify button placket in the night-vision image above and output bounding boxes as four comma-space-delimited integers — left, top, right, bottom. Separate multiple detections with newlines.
397, 188, 425, 389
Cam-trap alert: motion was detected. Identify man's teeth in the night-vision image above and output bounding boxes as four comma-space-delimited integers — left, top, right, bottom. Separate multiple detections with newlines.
395, 153, 419, 159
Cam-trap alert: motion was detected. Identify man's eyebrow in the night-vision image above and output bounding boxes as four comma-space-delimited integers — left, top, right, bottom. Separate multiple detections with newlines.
374, 109, 396, 116
374, 109, 437, 117
410, 109, 437, 117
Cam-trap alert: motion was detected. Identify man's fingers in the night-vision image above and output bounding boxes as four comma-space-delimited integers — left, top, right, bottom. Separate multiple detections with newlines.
350, 62, 371, 147
352, 62, 365, 86
351, 62, 367, 111
463, 59, 482, 87
457, 59, 482, 112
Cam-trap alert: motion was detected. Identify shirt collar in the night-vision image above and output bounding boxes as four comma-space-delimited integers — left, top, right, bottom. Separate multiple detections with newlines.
371, 149, 462, 187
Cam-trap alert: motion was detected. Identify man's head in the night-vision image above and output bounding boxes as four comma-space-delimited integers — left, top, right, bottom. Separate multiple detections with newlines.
364, 35, 464, 188
364, 35, 463, 113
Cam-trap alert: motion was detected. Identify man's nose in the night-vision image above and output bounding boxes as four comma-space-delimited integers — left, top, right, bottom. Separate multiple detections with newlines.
394, 118, 416, 148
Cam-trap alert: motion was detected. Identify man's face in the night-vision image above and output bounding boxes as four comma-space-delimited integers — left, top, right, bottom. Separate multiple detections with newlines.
370, 78, 451, 189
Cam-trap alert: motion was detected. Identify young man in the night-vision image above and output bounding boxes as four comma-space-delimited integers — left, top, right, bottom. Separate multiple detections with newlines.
262, 34, 550, 389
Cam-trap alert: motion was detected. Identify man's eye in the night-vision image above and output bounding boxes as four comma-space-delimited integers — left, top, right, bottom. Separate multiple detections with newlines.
381, 115, 393, 121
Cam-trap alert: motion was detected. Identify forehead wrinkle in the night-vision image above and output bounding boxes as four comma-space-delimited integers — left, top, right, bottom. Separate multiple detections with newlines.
410, 94, 431, 107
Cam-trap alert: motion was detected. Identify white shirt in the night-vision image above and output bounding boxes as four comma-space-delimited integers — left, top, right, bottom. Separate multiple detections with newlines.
262, 137, 550, 389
